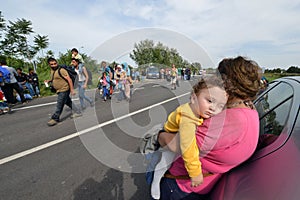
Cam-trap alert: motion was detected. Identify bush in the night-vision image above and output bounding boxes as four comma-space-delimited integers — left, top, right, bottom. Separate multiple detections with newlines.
264, 73, 300, 82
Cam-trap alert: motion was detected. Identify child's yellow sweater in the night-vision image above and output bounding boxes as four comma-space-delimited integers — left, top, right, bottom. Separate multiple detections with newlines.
164, 103, 203, 177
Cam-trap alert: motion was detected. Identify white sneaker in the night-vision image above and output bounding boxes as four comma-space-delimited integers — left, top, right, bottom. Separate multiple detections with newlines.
70, 113, 82, 119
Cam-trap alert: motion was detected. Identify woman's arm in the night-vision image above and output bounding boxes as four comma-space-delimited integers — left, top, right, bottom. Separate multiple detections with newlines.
158, 131, 180, 153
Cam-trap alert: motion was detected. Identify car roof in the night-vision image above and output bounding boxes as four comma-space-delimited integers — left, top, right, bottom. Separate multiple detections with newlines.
276, 76, 300, 82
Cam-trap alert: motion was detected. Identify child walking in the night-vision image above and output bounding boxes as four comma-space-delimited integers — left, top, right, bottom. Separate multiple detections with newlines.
100, 71, 110, 101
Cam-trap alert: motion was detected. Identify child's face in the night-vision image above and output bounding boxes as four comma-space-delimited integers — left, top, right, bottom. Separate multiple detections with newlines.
192, 86, 228, 119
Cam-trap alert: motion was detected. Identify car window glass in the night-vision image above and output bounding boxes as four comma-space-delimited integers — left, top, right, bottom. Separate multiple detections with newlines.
259, 98, 292, 135
255, 82, 293, 149
257, 82, 293, 116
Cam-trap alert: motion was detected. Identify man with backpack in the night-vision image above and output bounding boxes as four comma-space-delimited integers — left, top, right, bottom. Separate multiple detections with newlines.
0, 60, 27, 105
45, 57, 82, 126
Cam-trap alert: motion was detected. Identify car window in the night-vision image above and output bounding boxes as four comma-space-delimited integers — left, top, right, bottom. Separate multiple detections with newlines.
147, 68, 159, 73
255, 82, 293, 148
257, 82, 293, 115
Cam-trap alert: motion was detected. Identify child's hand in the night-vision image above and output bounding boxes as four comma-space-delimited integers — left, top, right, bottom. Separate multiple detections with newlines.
191, 173, 203, 187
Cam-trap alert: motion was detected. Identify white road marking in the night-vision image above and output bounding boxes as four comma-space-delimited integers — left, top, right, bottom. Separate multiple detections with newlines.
0, 92, 189, 165
12, 102, 57, 111
12, 98, 79, 111
152, 85, 161, 88
134, 87, 144, 90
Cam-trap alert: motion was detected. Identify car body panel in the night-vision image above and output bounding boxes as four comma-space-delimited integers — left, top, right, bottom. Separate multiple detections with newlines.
210, 76, 300, 200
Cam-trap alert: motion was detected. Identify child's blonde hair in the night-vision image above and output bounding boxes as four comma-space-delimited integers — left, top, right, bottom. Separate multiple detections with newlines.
192, 75, 225, 96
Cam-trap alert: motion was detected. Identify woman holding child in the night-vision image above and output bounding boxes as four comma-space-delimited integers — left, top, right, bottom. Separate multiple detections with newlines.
151, 56, 262, 199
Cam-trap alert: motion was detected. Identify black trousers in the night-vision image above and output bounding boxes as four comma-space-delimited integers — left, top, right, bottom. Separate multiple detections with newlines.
1, 82, 26, 103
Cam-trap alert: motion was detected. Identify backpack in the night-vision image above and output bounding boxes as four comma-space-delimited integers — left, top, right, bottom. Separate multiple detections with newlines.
86, 68, 93, 85
78, 64, 93, 85
58, 65, 78, 88
0, 66, 11, 84
109, 66, 115, 79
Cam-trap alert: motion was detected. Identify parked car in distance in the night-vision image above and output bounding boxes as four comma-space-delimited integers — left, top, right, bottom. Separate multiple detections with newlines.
210, 76, 300, 200
146, 66, 160, 79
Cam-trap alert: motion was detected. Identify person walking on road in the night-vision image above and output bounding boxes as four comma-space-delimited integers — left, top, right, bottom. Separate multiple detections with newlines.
170, 64, 178, 90
45, 57, 81, 126
0, 60, 27, 105
71, 58, 94, 110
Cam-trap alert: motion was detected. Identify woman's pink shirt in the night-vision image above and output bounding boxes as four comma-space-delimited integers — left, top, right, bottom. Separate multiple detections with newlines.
168, 108, 259, 194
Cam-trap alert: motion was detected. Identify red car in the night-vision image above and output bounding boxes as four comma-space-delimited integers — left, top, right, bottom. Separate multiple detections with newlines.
210, 76, 300, 200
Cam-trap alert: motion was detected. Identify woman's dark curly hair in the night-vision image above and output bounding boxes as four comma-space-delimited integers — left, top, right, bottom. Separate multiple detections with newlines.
217, 56, 262, 101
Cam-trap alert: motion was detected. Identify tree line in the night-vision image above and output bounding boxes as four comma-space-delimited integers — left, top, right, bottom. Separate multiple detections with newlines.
0, 11, 50, 67
265, 66, 300, 74
0, 12, 100, 95
130, 39, 202, 72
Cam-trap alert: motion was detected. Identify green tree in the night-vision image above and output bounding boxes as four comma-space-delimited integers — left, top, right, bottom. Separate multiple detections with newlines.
0, 18, 37, 62
0, 15, 51, 69
130, 39, 187, 68
34, 34, 49, 57
0, 11, 5, 38
192, 62, 201, 71
46, 50, 54, 57
130, 39, 155, 65
12, 18, 35, 60
286, 66, 300, 73
265, 68, 284, 73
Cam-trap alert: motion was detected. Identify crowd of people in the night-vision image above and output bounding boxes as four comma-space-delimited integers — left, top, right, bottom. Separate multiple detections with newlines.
96, 61, 133, 102
0, 60, 40, 109
43, 48, 136, 126
0, 47, 136, 116
0, 49, 194, 116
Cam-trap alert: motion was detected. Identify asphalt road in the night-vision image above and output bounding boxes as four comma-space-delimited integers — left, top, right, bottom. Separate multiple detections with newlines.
0, 77, 198, 200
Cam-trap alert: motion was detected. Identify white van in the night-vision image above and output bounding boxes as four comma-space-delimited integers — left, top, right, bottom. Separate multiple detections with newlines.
146, 66, 160, 79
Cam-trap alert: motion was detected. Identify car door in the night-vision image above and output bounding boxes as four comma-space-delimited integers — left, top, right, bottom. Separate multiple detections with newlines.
254, 80, 294, 156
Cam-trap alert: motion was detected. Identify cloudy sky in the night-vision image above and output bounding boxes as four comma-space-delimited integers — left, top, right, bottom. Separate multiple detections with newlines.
1, 0, 300, 69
